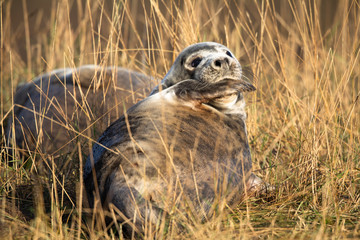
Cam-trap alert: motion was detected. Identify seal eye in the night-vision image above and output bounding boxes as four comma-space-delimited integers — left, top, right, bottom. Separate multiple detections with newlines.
226, 51, 233, 58
190, 57, 202, 68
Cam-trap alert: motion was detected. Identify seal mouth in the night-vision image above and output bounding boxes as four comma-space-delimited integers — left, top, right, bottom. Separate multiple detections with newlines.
214, 74, 255, 94
217, 75, 242, 82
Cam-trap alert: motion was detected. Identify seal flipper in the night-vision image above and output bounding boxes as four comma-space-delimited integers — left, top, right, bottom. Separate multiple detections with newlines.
245, 173, 274, 197
173, 79, 255, 104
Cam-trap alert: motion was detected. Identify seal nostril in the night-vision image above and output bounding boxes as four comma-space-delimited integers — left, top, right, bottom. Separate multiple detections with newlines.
215, 60, 221, 67
225, 58, 229, 64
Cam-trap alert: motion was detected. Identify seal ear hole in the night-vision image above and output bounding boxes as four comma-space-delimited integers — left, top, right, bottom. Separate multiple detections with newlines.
190, 57, 202, 68
226, 51, 233, 58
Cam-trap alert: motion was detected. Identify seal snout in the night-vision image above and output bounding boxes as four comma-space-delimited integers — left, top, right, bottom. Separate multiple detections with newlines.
212, 56, 231, 70
211, 55, 239, 71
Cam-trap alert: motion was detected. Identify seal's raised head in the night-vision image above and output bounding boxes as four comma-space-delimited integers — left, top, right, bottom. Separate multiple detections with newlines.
152, 42, 250, 94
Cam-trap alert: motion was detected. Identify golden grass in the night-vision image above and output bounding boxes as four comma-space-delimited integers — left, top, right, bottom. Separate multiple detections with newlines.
1, 0, 360, 239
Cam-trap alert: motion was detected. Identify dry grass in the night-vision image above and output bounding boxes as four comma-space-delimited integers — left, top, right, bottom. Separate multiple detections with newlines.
1, 0, 360, 239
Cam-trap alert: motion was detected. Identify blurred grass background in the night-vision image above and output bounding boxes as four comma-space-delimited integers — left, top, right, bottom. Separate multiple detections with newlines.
1, 0, 360, 239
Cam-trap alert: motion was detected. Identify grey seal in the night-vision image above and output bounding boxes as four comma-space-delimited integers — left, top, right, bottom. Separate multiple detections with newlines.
5, 65, 155, 158
84, 42, 263, 236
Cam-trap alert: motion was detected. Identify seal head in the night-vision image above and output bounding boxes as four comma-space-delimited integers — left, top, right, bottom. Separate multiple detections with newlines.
152, 42, 250, 93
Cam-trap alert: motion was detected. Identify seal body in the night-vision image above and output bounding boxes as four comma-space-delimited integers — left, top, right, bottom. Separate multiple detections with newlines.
84, 42, 259, 235
5, 65, 154, 157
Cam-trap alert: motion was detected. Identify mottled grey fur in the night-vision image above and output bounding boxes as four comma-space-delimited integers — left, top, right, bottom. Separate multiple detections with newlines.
84, 43, 260, 236
5, 65, 154, 157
